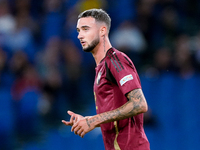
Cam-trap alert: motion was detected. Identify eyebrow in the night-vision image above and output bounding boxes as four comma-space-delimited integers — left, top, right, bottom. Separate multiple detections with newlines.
77, 25, 90, 31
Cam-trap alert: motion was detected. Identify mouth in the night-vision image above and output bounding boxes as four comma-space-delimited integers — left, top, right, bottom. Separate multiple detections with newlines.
80, 41, 86, 46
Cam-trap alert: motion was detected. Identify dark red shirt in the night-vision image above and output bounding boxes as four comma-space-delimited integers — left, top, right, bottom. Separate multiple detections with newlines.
93, 48, 150, 150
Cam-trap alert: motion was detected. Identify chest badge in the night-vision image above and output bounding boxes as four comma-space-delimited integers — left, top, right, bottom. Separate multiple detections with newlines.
96, 71, 102, 85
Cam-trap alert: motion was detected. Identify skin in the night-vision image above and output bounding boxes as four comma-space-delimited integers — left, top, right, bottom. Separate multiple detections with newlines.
62, 16, 148, 138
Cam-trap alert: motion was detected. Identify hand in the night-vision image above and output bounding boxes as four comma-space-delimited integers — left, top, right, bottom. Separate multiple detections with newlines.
71, 117, 96, 138
62, 110, 84, 126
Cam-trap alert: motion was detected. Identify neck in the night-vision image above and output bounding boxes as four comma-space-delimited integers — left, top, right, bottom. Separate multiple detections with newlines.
91, 36, 112, 66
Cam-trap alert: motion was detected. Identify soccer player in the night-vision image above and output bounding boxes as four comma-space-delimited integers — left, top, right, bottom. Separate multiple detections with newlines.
62, 8, 150, 150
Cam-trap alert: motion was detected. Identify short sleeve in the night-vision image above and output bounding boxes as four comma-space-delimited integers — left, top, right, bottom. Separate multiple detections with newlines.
106, 51, 141, 95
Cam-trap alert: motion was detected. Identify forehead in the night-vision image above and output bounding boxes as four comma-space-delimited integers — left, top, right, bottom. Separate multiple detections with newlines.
77, 17, 96, 28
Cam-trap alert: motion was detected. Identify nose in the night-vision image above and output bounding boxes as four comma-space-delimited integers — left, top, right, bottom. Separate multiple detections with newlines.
77, 32, 83, 40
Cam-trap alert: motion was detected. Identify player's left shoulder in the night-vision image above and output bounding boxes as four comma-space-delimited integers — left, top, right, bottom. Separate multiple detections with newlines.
107, 47, 126, 61
113, 48, 135, 66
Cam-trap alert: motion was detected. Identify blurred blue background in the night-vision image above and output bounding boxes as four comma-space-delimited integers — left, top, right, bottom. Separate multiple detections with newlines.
0, 0, 200, 149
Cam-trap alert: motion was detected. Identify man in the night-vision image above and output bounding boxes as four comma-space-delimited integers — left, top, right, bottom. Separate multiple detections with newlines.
62, 8, 150, 150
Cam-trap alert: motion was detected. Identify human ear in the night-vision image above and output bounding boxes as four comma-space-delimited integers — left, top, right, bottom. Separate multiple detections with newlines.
100, 26, 106, 37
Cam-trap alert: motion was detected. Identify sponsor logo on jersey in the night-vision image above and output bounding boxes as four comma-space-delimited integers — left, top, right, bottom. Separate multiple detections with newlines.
120, 74, 133, 86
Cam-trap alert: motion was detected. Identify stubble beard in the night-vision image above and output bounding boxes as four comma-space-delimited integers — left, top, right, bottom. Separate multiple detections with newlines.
83, 37, 100, 52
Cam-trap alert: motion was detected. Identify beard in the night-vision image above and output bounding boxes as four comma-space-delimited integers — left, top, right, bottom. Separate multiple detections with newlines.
82, 37, 99, 52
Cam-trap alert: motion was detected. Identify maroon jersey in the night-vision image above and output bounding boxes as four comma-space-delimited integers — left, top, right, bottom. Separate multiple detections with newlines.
94, 48, 150, 150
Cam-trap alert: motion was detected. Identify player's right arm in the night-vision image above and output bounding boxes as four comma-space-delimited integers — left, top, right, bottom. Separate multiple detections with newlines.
86, 88, 147, 126
71, 88, 148, 138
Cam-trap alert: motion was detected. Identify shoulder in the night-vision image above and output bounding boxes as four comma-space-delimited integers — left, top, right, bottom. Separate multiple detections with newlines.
105, 47, 134, 71
106, 47, 125, 58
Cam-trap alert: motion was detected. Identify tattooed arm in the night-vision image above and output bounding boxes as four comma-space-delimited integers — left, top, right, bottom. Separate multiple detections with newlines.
71, 88, 148, 137
88, 88, 147, 125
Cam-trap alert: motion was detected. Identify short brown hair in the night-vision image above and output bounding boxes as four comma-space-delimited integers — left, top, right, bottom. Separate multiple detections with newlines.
78, 8, 111, 33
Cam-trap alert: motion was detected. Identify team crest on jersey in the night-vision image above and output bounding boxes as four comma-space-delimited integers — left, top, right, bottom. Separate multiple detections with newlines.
96, 71, 102, 85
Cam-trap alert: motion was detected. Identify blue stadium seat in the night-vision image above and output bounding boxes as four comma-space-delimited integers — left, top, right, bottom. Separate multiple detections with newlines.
22, 141, 42, 150
174, 75, 200, 150
142, 73, 182, 150
157, 73, 180, 150
42, 128, 89, 150
84, 128, 105, 150
16, 90, 41, 139
0, 89, 15, 149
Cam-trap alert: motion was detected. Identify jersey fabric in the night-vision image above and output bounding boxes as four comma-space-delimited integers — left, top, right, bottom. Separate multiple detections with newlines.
93, 47, 150, 150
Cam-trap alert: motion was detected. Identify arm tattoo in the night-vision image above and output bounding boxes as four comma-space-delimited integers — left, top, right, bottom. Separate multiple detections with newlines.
127, 89, 144, 114
96, 89, 147, 124
86, 118, 90, 128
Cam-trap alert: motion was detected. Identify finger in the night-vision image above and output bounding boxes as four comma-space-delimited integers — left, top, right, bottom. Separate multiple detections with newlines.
73, 126, 81, 135
69, 114, 73, 123
80, 131, 86, 138
71, 122, 78, 132
77, 128, 84, 136
70, 114, 75, 124
75, 116, 78, 123
73, 119, 75, 125
68, 110, 75, 116
62, 120, 72, 126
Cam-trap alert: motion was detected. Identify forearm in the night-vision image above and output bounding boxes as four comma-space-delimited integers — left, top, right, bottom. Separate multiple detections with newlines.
87, 89, 148, 127
88, 101, 134, 127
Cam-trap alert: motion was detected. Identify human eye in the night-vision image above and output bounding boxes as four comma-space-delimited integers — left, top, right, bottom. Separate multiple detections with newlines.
83, 26, 89, 31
